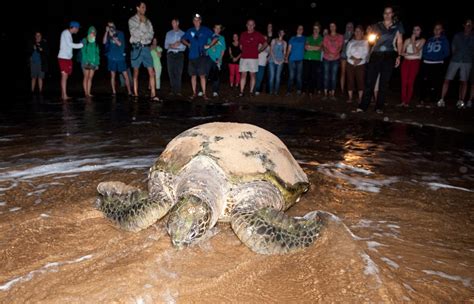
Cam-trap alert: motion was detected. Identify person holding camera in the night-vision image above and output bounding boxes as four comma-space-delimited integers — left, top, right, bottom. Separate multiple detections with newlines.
103, 21, 132, 96
30, 31, 48, 94
128, 1, 160, 101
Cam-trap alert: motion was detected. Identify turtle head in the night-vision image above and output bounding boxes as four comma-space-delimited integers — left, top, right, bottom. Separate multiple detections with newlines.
167, 195, 212, 248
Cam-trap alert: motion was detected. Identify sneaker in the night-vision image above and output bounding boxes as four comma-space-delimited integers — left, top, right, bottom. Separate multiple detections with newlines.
467, 100, 472, 108
212, 92, 219, 97
238, 92, 244, 98
355, 108, 364, 113
296, 90, 302, 96
437, 99, 445, 107
456, 100, 465, 109
198, 91, 203, 97
375, 109, 384, 114
255, 91, 260, 96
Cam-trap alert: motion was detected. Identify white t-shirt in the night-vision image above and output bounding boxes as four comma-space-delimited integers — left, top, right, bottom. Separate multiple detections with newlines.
346, 40, 369, 65
58, 29, 83, 60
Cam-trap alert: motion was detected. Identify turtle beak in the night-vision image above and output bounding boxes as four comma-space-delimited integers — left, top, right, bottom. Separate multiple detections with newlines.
171, 238, 187, 249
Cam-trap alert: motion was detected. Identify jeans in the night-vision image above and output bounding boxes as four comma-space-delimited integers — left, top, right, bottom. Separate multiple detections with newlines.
288, 60, 303, 92
359, 52, 396, 111
255, 65, 266, 93
268, 62, 284, 94
167, 52, 184, 93
323, 59, 340, 91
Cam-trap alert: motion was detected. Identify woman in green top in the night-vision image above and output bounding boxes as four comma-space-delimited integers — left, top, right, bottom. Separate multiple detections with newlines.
303, 22, 324, 96
81, 26, 100, 98
150, 38, 163, 92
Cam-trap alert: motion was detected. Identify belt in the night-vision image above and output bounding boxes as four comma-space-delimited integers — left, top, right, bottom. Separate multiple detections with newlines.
132, 43, 151, 48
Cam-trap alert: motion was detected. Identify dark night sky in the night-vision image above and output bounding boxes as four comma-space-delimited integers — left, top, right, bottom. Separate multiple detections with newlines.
4, 0, 470, 92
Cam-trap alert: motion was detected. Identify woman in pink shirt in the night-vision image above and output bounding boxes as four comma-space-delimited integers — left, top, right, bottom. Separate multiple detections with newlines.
322, 22, 344, 100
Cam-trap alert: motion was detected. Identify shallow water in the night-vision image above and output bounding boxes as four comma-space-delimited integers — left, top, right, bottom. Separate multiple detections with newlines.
1, 96, 473, 302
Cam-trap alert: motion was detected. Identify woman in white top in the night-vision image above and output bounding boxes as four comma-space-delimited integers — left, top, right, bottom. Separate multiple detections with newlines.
400, 26, 426, 106
345, 25, 369, 103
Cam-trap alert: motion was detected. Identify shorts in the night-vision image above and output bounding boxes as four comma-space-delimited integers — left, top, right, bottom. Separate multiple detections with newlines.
239, 59, 259, 73
108, 59, 127, 73
131, 46, 153, 69
58, 58, 73, 75
445, 62, 472, 82
188, 56, 210, 76
82, 63, 99, 70
31, 63, 45, 78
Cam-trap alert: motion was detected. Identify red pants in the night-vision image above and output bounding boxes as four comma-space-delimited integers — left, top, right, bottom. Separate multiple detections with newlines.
229, 63, 240, 87
401, 59, 421, 104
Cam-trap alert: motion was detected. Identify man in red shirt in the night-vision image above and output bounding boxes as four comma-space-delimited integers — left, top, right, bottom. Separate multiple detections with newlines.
239, 19, 268, 97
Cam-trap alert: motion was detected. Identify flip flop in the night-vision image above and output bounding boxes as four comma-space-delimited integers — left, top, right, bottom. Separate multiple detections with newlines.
150, 96, 162, 102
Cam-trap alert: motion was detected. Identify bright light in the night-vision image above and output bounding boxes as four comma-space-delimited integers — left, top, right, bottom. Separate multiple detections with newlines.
368, 34, 378, 44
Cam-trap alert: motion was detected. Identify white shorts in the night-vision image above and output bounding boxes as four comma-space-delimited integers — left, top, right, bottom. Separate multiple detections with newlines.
445, 62, 472, 82
239, 59, 259, 73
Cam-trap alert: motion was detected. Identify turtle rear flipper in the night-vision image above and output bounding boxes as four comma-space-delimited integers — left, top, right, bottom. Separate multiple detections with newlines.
231, 206, 324, 254
97, 181, 174, 232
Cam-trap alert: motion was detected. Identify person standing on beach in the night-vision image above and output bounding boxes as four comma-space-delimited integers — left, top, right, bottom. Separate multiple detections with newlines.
164, 18, 186, 96
239, 19, 268, 97
30, 32, 48, 94
103, 21, 132, 96
58, 21, 83, 100
129, 1, 160, 101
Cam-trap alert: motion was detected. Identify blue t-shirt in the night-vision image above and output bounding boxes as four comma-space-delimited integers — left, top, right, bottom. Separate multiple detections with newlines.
182, 26, 213, 60
105, 31, 126, 61
288, 36, 306, 61
31, 49, 41, 64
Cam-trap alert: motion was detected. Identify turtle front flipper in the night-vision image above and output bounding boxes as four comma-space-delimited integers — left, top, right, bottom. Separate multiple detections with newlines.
231, 205, 324, 254
96, 181, 174, 232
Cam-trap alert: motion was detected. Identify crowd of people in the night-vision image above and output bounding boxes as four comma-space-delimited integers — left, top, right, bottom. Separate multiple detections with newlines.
29, 2, 474, 114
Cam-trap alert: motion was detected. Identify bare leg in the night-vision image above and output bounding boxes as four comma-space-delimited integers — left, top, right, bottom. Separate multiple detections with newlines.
83, 69, 88, 97
240, 72, 248, 94
122, 71, 132, 95
110, 72, 116, 95
88, 70, 95, 97
459, 81, 468, 101
147, 67, 156, 98
441, 80, 450, 100
347, 90, 353, 102
31, 78, 37, 93
191, 75, 197, 96
38, 78, 43, 93
200, 75, 207, 98
60, 72, 69, 100
249, 72, 256, 94
133, 68, 139, 96
358, 90, 363, 103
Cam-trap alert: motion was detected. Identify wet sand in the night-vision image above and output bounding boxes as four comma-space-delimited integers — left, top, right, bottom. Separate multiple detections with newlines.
1, 98, 473, 303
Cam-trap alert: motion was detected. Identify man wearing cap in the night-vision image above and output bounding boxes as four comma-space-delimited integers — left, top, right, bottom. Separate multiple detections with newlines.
58, 21, 83, 100
164, 18, 186, 96
128, 1, 160, 101
181, 14, 217, 100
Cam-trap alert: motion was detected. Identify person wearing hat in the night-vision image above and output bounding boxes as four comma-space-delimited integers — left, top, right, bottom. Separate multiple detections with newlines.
58, 21, 83, 100
128, 1, 160, 101
181, 14, 218, 100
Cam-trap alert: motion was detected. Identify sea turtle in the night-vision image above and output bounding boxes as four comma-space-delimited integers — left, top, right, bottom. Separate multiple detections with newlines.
96, 122, 324, 254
